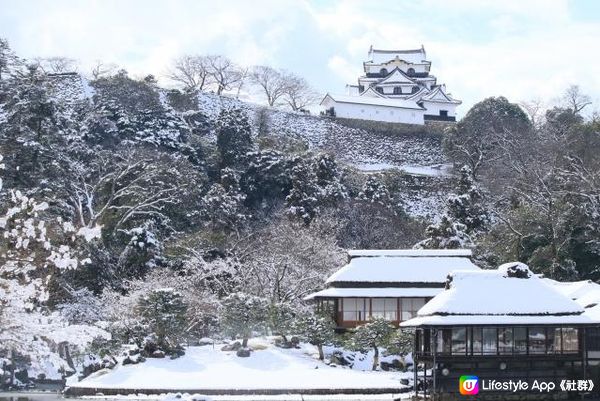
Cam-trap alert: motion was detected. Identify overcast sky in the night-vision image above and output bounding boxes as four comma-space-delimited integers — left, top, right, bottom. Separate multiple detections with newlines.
1, 0, 600, 115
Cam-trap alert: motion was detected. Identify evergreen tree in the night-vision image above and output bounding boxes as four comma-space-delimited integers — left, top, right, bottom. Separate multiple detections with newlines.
216, 107, 253, 170
447, 165, 489, 233
348, 318, 396, 371
220, 292, 268, 348
137, 288, 188, 353
358, 174, 392, 207
295, 312, 336, 360
286, 160, 319, 225
414, 215, 472, 249
201, 168, 247, 231
268, 302, 297, 343
313, 153, 348, 205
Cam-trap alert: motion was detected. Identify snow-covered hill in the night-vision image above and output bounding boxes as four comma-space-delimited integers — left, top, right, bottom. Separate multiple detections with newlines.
44, 74, 453, 219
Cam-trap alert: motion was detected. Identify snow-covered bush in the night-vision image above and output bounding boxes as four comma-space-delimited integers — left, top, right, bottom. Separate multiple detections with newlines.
220, 292, 268, 349
295, 312, 336, 360
347, 318, 397, 371
137, 288, 188, 357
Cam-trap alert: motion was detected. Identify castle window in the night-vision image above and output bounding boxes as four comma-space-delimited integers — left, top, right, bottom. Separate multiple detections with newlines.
440, 110, 448, 117
380, 68, 388, 76
393, 87, 402, 94
376, 87, 383, 94
411, 86, 419, 94
407, 67, 415, 75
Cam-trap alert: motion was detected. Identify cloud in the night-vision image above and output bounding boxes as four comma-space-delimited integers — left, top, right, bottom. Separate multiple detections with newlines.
1, 0, 599, 115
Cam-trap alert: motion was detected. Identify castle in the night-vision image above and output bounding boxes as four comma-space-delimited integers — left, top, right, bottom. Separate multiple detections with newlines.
321, 46, 461, 125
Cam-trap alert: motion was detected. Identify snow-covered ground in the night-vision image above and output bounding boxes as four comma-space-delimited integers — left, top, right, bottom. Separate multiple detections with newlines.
70, 340, 411, 393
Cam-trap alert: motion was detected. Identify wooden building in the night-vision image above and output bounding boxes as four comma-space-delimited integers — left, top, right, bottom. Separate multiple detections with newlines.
400, 262, 599, 398
304, 249, 480, 329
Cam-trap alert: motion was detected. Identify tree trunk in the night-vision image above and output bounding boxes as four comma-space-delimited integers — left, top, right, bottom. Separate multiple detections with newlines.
372, 346, 379, 371
318, 344, 324, 360
242, 337, 248, 348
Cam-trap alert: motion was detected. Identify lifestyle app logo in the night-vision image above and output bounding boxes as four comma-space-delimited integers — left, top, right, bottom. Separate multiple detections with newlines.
460, 375, 479, 395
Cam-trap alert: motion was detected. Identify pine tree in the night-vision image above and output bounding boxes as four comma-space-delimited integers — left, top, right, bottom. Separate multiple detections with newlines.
313, 153, 348, 205
447, 165, 489, 233
221, 292, 268, 348
216, 107, 253, 170
137, 288, 188, 353
268, 302, 297, 343
286, 161, 319, 225
295, 312, 336, 360
358, 174, 392, 207
201, 168, 247, 231
348, 318, 396, 371
414, 215, 472, 249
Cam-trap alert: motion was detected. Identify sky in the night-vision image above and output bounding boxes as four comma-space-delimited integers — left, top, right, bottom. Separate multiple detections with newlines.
1, 0, 600, 116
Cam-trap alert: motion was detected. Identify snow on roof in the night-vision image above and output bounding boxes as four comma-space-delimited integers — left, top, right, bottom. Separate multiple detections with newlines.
369, 47, 428, 65
376, 68, 416, 85
420, 86, 461, 104
545, 279, 600, 321
304, 287, 443, 300
321, 93, 425, 110
401, 314, 595, 326
401, 262, 590, 327
348, 249, 472, 257
325, 249, 479, 285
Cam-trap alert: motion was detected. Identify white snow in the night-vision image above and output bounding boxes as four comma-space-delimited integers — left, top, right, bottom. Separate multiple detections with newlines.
71, 343, 409, 392
77, 225, 102, 241
304, 287, 443, 300
347, 249, 472, 257
325, 250, 479, 285
401, 263, 591, 327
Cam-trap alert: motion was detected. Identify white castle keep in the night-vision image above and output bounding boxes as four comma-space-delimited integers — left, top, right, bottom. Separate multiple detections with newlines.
321, 46, 461, 125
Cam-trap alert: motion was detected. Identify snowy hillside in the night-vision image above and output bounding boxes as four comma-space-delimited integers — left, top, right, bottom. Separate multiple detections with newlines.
194, 92, 452, 218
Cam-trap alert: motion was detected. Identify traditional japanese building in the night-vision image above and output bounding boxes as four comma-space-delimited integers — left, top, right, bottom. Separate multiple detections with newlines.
401, 262, 599, 398
321, 46, 461, 125
304, 249, 480, 329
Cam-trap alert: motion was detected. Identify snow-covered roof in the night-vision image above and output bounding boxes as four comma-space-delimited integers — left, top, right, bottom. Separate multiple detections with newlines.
376, 68, 416, 85
321, 93, 425, 110
368, 47, 429, 65
420, 86, 461, 105
546, 279, 600, 322
348, 249, 472, 257
325, 249, 479, 285
401, 262, 593, 327
304, 287, 443, 300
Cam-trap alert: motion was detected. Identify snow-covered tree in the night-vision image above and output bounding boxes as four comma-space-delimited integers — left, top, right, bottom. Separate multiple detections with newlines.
348, 318, 396, 371
286, 161, 319, 225
220, 292, 268, 348
238, 217, 345, 303
358, 174, 393, 208
201, 168, 247, 231
137, 288, 188, 354
216, 107, 253, 170
446, 165, 489, 234
313, 153, 348, 205
295, 312, 336, 360
414, 215, 472, 250
268, 301, 298, 343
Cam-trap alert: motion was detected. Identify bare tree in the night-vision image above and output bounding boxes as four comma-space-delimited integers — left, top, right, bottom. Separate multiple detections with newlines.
166, 55, 212, 92
207, 55, 241, 95
282, 74, 319, 111
519, 98, 546, 129
36, 56, 77, 73
233, 66, 249, 99
250, 66, 288, 106
91, 60, 117, 80
563, 85, 591, 114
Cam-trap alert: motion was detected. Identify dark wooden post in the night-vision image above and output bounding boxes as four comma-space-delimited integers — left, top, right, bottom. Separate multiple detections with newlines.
413, 330, 418, 399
